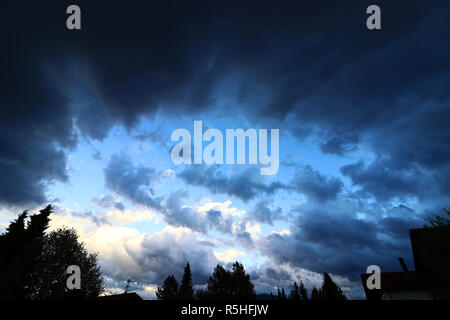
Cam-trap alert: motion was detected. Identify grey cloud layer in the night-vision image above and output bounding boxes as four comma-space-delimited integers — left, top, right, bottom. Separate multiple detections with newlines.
257, 204, 423, 280
179, 165, 343, 203
179, 166, 286, 202
2, 1, 449, 207
104, 154, 163, 210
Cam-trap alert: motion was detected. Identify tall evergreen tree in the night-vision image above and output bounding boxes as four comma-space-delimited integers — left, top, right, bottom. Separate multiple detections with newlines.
156, 275, 179, 300
0, 206, 104, 299
277, 287, 287, 300
299, 280, 308, 301
0, 205, 51, 299
179, 262, 194, 299
310, 287, 320, 300
281, 287, 287, 300
319, 273, 347, 300
289, 282, 301, 300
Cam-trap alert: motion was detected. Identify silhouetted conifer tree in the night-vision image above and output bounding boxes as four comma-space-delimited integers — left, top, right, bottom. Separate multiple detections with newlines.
277, 288, 282, 300
318, 273, 347, 300
0, 206, 51, 299
281, 287, 287, 300
179, 262, 194, 299
156, 275, 179, 300
310, 287, 320, 300
299, 280, 308, 300
289, 282, 301, 300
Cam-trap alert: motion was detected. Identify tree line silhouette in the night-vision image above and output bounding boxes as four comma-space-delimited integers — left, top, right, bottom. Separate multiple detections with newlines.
156, 261, 346, 300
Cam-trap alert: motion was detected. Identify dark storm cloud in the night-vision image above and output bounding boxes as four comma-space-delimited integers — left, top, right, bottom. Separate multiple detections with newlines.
176, 162, 361, 205
247, 200, 283, 225
265, 267, 292, 282
291, 165, 343, 201
379, 217, 420, 240
0, 43, 76, 205
340, 159, 421, 201
117, 229, 217, 285
257, 204, 423, 280
2, 0, 449, 301
177, 162, 342, 206
0, 2, 81, 206
2, 0, 449, 207
163, 190, 207, 233
163, 189, 234, 234
178, 166, 286, 202
320, 135, 359, 156
340, 104, 450, 202
104, 154, 163, 209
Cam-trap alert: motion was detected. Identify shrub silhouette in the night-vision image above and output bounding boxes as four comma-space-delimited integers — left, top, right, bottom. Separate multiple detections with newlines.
30, 227, 104, 299
156, 275, 179, 300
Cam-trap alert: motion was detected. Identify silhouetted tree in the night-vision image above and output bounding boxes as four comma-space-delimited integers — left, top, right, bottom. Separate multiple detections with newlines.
277, 288, 282, 300
299, 280, 308, 301
281, 287, 287, 300
0, 206, 104, 299
30, 227, 104, 299
195, 288, 209, 300
156, 275, 179, 300
427, 207, 450, 228
277, 287, 287, 300
179, 262, 194, 299
230, 261, 255, 299
201, 262, 255, 299
0, 206, 51, 299
289, 282, 301, 300
310, 287, 320, 300
270, 292, 275, 300
317, 273, 346, 300
204, 264, 230, 299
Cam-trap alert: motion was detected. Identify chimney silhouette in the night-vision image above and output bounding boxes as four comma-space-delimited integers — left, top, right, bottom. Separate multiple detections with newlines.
398, 257, 409, 273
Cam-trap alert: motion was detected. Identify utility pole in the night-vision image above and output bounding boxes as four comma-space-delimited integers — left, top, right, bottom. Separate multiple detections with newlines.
125, 279, 131, 293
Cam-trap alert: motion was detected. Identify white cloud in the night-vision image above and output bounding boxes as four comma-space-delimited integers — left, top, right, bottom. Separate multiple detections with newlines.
106, 208, 156, 224
196, 200, 245, 218
47, 207, 218, 295
214, 248, 245, 262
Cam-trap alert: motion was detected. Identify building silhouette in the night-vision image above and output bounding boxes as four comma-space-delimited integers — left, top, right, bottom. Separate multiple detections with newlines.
361, 227, 449, 300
